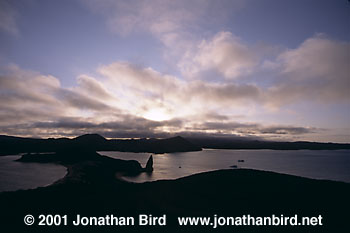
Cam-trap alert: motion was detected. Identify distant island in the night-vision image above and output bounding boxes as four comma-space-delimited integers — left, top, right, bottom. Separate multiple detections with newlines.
0, 134, 201, 155
186, 137, 350, 150
0, 134, 349, 156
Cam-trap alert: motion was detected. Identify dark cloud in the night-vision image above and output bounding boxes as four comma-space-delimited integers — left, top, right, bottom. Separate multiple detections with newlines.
0, 116, 316, 140
193, 121, 257, 131
76, 75, 116, 100
186, 81, 262, 104
203, 112, 231, 121
259, 126, 315, 135
0, 115, 184, 138
193, 121, 316, 136
58, 88, 115, 112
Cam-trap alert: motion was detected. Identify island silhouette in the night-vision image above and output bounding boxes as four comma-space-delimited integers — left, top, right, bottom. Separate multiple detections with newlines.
1, 134, 349, 156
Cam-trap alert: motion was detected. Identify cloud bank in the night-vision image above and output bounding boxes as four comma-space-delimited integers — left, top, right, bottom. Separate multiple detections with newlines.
0, 0, 349, 142
3, 34, 348, 140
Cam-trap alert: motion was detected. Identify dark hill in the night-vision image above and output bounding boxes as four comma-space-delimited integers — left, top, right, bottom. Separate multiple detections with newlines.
186, 137, 350, 150
0, 167, 349, 232
107, 136, 202, 154
0, 134, 202, 155
73, 134, 107, 143
1, 133, 349, 156
139, 136, 202, 153
153, 136, 202, 153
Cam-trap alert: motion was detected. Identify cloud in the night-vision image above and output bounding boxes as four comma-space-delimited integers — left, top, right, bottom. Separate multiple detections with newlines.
193, 121, 316, 136
258, 126, 315, 135
0, 0, 19, 36
0, 116, 314, 140
84, 0, 201, 43
98, 62, 183, 95
179, 31, 259, 79
0, 1, 348, 142
0, 64, 189, 138
0, 65, 120, 128
82, 0, 247, 61
265, 35, 350, 107
0, 63, 306, 139
0, 65, 63, 121
0, 115, 185, 138
81, 1, 349, 108
0, 34, 348, 141
97, 61, 262, 119
58, 88, 115, 112
76, 75, 116, 101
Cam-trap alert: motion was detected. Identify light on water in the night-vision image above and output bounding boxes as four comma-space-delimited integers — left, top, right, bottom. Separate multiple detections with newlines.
101, 149, 350, 183
0, 150, 349, 193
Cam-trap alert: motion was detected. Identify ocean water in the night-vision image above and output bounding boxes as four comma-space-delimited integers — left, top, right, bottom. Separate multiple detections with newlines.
0, 149, 349, 193
100, 149, 350, 183
0, 155, 67, 192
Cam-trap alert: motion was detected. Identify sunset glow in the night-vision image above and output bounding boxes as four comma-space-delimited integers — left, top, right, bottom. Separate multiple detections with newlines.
143, 109, 172, 122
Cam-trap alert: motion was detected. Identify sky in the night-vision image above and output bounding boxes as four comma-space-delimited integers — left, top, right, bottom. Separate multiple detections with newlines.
0, 0, 349, 142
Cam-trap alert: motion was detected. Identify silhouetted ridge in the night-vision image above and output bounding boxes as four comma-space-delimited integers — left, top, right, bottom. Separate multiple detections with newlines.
71, 134, 107, 151
153, 136, 202, 153
0, 134, 202, 155
186, 137, 350, 150
107, 135, 202, 154
73, 134, 107, 143
1, 134, 349, 156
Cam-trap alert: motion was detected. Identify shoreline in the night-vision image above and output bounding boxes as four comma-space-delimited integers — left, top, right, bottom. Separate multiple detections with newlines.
1, 151, 349, 232
0, 149, 349, 193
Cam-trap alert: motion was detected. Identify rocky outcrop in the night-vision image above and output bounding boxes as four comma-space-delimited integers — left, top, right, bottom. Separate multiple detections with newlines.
145, 155, 153, 172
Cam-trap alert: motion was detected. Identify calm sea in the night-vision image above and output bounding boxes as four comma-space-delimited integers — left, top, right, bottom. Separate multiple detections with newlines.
0, 149, 349, 192
101, 149, 350, 183
0, 155, 67, 192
